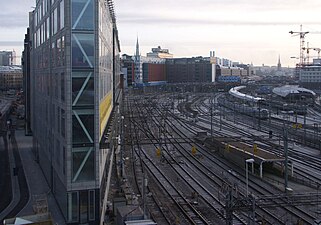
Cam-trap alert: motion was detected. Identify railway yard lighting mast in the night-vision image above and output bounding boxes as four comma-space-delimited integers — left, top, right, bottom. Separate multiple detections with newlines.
210, 96, 213, 136
283, 126, 289, 192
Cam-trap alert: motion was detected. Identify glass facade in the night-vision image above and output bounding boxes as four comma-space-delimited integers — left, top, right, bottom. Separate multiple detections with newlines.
72, 0, 94, 30
71, 0, 95, 186
72, 34, 94, 68
72, 71, 94, 106
30, 0, 119, 223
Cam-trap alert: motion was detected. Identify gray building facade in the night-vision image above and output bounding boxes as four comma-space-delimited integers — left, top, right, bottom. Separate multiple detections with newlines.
28, 0, 121, 224
0, 51, 14, 66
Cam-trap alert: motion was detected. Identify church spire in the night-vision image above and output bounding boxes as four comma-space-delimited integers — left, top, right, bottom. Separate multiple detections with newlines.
135, 36, 140, 58
134, 37, 142, 84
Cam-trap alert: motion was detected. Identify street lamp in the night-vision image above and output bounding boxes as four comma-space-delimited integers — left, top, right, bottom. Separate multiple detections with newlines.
246, 158, 255, 197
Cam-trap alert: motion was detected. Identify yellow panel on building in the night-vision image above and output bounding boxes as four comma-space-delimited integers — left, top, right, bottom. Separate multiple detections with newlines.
99, 92, 113, 138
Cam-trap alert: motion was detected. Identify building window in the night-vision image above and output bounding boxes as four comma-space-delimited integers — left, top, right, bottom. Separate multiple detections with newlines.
61, 72, 65, 101
88, 190, 95, 221
57, 38, 61, 66
51, 11, 54, 35
54, 8, 58, 34
72, 33, 94, 68
60, 0, 64, 29
56, 139, 60, 166
61, 36, 65, 66
63, 147, 66, 175
51, 41, 56, 67
72, 147, 94, 182
68, 192, 79, 222
72, 71, 94, 106
71, 0, 94, 30
72, 110, 94, 144
57, 107, 60, 133
55, 73, 58, 98
46, 17, 50, 40
61, 109, 65, 137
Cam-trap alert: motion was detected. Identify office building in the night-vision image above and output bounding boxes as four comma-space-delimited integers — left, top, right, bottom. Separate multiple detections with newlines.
0, 66, 23, 90
166, 57, 212, 83
146, 46, 173, 59
121, 54, 134, 87
26, 0, 121, 224
0, 51, 15, 66
142, 63, 166, 83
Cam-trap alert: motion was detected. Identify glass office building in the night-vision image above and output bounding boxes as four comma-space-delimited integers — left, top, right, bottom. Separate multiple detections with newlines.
27, 0, 121, 224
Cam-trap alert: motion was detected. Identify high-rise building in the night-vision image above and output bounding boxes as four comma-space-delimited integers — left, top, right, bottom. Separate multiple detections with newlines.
26, 0, 121, 224
0, 51, 14, 66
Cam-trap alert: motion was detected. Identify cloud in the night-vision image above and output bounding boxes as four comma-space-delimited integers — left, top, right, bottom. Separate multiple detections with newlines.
0, 0, 34, 28
116, 0, 321, 28
0, 14, 30, 28
118, 14, 321, 26
0, 41, 23, 46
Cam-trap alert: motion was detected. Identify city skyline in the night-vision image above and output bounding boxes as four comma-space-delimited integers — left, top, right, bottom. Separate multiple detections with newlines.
1, 0, 321, 66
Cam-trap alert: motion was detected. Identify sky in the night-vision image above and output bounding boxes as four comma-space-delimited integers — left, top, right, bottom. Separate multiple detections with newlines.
1, 0, 321, 66
115, 0, 321, 66
0, 0, 35, 63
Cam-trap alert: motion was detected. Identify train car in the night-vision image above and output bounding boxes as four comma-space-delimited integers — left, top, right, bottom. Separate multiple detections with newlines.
218, 97, 269, 120
229, 86, 265, 103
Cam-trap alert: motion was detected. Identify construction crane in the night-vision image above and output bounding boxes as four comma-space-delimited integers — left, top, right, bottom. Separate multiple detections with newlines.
289, 25, 309, 66
8, 50, 22, 65
302, 44, 321, 63
313, 48, 321, 59
302, 42, 312, 64
290, 25, 321, 65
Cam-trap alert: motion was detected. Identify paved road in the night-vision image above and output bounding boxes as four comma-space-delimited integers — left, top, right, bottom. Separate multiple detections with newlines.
4, 134, 30, 219
0, 129, 30, 224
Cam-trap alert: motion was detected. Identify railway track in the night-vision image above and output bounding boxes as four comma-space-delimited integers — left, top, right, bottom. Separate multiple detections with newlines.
128, 96, 245, 224
126, 93, 320, 224
161, 93, 318, 223
194, 97, 321, 186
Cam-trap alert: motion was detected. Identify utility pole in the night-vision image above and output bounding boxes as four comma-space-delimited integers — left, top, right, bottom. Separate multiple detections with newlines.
225, 189, 233, 225
233, 102, 236, 124
258, 102, 261, 131
304, 114, 307, 144
142, 171, 148, 219
219, 104, 222, 131
210, 96, 213, 136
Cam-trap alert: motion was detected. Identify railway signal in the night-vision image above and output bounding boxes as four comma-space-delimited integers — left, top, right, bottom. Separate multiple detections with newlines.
225, 144, 230, 152
156, 147, 162, 157
191, 146, 197, 155
292, 123, 302, 129
253, 144, 258, 154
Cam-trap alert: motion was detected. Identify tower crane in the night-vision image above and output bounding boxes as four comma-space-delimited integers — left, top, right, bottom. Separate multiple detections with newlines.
313, 48, 321, 59
290, 25, 321, 65
302, 44, 321, 63
289, 25, 309, 66
302, 42, 311, 64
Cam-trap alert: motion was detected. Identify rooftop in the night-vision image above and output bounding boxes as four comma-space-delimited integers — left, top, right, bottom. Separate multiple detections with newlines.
0, 66, 22, 72
273, 85, 316, 97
